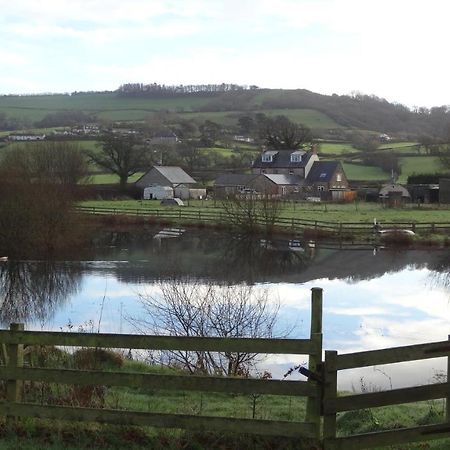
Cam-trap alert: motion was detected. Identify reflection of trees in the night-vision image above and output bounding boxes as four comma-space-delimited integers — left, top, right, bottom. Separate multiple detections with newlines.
428, 254, 450, 294
0, 261, 82, 327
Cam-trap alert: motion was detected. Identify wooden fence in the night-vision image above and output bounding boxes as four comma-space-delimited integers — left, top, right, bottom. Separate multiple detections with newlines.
0, 289, 324, 444
75, 205, 450, 235
323, 338, 450, 449
2, 288, 450, 449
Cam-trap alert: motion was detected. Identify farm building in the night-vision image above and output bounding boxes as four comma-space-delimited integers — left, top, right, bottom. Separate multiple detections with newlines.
305, 161, 350, 201
379, 183, 411, 207
143, 186, 173, 200
439, 178, 450, 203
136, 166, 196, 200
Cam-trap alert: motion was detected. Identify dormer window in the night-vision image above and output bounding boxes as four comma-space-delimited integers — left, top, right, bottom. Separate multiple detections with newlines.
261, 151, 278, 163
290, 150, 305, 163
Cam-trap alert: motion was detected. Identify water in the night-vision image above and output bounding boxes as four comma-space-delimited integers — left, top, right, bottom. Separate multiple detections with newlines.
0, 228, 448, 390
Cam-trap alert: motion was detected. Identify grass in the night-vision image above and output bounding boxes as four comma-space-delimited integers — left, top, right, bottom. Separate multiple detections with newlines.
398, 156, 445, 183
0, 92, 340, 129
79, 199, 450, 224
341, 162, 390, 181
89, 172, 145, 184
3, 347, 450, 449
318, 142, 358, 155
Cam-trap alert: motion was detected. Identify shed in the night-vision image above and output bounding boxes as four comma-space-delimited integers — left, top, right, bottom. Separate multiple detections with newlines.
379, 183, 410, 207
143, 185, 173, 200
161, 198, 184, 206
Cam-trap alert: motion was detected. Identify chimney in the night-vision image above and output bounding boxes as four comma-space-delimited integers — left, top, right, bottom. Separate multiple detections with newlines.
311, 144, 318, 155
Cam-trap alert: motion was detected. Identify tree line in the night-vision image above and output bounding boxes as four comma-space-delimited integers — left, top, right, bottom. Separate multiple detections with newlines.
117, 83, 259, 97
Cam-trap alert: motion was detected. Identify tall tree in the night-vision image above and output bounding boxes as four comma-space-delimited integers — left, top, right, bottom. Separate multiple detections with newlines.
86, 131, 149, 190
259, 115, 312, 149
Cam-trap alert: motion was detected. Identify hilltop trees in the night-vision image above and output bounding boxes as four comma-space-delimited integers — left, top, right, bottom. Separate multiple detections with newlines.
86, 131, 150, 190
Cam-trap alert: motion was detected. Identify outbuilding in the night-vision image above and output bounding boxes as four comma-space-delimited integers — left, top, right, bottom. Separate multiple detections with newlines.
143, 185, 173, 200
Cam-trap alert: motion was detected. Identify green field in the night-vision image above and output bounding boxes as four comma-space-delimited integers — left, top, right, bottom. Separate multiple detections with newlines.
0, 92, 340, 129
398, 156, 444, 182
341, 162, 390, 181
318, 142, 358, 155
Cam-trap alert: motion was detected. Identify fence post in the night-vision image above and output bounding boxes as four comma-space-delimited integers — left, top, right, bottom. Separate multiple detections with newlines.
447, 335, 450, 422
306, 288, 323, 438
323, 350, 338, 450
6, 323, 24, 421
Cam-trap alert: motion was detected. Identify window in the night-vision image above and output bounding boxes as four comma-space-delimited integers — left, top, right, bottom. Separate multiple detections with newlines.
336, 173, 342, 182
320, 173, 327, 178
289, 170, 294, 175
262, 154, 273, 162
281, 186, 287, 195
317, 186, 325, 191
290, 154, 302, 163
237, 185, 245, 191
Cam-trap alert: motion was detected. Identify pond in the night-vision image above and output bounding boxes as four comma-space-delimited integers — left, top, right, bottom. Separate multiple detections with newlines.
1, 227, 448, 391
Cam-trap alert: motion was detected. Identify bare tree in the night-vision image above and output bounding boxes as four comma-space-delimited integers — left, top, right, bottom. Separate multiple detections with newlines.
1, 141, 88, 187
130, 279, 280, 376
221, 193, 282, 235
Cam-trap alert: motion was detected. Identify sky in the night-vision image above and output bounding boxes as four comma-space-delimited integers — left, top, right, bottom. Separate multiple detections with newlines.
1, 0, 450, 107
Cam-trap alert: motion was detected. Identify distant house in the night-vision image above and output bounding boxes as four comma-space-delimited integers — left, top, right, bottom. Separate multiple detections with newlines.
305, 161, 350, 201
8, 134, 46, 141
263, 174, 304, 197
145, 131, 179, 146
251, 149, 319, 178
136, 166, 196, 200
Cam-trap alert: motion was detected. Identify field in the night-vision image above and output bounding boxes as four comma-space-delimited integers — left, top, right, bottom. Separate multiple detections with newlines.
341, 162, 390, 181
398, 156, 444, 182
0, 92, 341, 129
80, 199, 450, 224
318, 142, 358, 155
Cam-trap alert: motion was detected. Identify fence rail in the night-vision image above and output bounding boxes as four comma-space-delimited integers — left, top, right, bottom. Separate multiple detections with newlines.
75, 205, 450, 235
0, 289, 324, 443
323, 337, 450, 450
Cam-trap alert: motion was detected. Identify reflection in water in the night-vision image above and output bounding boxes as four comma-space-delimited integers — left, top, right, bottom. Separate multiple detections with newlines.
428, 253, 450, 295
0, 261, 82, 327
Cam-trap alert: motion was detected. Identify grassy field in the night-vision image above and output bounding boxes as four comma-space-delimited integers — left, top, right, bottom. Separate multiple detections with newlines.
318, 142, 358, 155
0, 92, 341, 129
80, 199, 450, 224
398, 156, 444, 182
341, 162, 390, 181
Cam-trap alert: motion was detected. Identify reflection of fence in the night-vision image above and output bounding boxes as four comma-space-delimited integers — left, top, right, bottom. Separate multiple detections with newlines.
75, 205, 450, 235
323, 339, 450, 449
0, 289, 323, 444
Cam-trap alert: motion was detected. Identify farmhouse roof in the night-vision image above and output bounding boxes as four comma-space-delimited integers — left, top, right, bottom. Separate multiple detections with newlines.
252, 149, 313, 169
151, 166, 196, 184
306, 161, 340, 183
214, 173, 260, 186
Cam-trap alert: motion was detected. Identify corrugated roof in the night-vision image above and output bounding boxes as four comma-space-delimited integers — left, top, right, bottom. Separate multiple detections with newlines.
153, 166, 196, 184
306, 161, 340, 183
263, 174, 303, 185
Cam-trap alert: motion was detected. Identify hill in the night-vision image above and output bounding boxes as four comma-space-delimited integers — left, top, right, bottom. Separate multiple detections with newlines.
1, 87, 449, 137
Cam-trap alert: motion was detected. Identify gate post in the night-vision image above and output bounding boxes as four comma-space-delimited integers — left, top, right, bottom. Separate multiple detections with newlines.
306, 288, 323, 438
6, 323, 24, 421
323, 350, 338, 450
447, 335, 450, 422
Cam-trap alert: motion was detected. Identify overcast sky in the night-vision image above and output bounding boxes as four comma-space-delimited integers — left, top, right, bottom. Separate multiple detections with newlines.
1, 0, 449, 107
